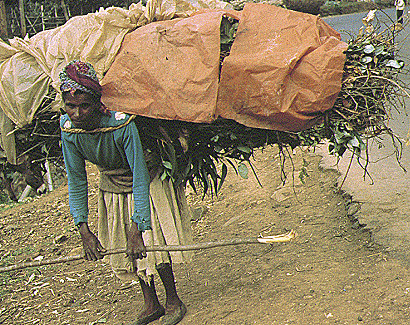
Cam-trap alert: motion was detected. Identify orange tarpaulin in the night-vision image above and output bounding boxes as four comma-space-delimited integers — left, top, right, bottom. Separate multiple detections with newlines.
216, 4, 348, 132
101, 3, 348, 132
102, 9, 240, 123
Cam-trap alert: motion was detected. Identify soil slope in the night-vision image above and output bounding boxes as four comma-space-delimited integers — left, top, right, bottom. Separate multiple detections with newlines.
1, 147, 410, 325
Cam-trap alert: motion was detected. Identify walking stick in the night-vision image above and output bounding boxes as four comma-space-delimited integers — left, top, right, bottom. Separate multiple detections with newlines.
0, 230, 296, 273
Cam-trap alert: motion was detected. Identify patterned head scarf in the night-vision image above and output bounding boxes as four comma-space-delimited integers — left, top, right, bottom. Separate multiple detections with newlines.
59, 60, 111, 116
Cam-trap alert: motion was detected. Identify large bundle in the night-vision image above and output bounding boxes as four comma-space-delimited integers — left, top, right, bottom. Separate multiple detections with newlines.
100, 7, 406, 194
0, 4, 406, 198
101, 4, 347, 132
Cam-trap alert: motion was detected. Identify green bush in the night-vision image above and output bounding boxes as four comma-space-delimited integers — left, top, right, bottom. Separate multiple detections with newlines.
283, 0, 327, 15
229, 0, 284, 11
282, 0, 394, 17
339, 1, 376, 14
319, 0, 393, 17
374, 0, 395, 9
320, 0, 343, 15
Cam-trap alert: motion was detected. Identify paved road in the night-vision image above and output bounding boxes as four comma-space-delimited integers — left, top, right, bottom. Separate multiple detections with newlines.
320, 9, 410, 266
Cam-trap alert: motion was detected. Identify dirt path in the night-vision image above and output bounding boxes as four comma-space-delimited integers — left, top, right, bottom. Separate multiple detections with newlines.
1, 147, 410, 324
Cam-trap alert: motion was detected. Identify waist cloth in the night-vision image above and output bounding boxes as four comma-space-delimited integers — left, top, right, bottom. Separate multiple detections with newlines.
97, 167, 193, 282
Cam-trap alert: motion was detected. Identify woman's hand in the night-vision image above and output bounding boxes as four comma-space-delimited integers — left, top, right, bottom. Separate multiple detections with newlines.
78, 222, 106, 261
126, 221, 147, 260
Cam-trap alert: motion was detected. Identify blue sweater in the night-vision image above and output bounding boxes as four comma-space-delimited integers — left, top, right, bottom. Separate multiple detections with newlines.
60, 111, 151, 231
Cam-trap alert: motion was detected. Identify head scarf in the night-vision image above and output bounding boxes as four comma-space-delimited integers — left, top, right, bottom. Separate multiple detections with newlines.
59, 60, 111, 116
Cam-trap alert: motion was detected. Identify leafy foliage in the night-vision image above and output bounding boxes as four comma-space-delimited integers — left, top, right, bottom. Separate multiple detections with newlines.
283, 0, 326, 15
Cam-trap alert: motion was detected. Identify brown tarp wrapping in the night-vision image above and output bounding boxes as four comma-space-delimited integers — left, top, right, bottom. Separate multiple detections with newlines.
102, 10, 240, 122
217, 4, 348, 132
102, 3, 347, 132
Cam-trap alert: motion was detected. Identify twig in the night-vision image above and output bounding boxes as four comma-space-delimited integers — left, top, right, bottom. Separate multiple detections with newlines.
0, 231, 296, 273
355, 75, 410, 99
16, 141, 44, 160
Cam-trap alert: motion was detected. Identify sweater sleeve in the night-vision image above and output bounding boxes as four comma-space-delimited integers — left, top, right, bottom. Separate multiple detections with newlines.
61, 134, 89, 226
120, 122, 152, 231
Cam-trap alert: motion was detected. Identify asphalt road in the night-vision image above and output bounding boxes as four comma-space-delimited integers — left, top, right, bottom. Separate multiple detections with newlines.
320, 9, 410, 265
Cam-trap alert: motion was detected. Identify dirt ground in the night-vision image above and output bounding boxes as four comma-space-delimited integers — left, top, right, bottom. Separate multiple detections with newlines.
2, 146, 410, 325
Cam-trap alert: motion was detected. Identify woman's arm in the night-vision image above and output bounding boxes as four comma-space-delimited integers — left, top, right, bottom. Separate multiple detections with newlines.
61, 134, 89, 226
121, 121, 152, 231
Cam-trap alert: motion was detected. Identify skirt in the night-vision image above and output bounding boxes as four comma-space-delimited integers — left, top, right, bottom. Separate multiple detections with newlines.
97, 175, 193, 282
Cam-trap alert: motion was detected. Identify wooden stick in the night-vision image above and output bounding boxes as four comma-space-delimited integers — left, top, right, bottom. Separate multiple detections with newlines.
0, 1, 8, 39
19, 0, 26, 37
0, 230, 296, 273
61, 0, 69, 21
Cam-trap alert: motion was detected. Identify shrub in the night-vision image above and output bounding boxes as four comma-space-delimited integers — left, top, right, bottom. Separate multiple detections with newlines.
319, 0, 394, 17
230, 0, 284, 10
320, 0, 343, 15
283, 0, 326, 15
374, 0, 395, 9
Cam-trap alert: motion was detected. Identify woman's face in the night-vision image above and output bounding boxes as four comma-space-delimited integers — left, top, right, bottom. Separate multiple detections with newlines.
63, 92, 101, 130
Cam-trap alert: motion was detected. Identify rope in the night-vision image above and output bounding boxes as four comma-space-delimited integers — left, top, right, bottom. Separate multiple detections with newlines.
61, 114, 136, 134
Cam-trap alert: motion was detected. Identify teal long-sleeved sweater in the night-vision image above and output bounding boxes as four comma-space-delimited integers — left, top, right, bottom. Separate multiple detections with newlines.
60, 111, 151, 231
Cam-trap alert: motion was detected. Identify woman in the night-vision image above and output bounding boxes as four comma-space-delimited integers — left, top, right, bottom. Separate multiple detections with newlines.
60, 60, 192, 325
